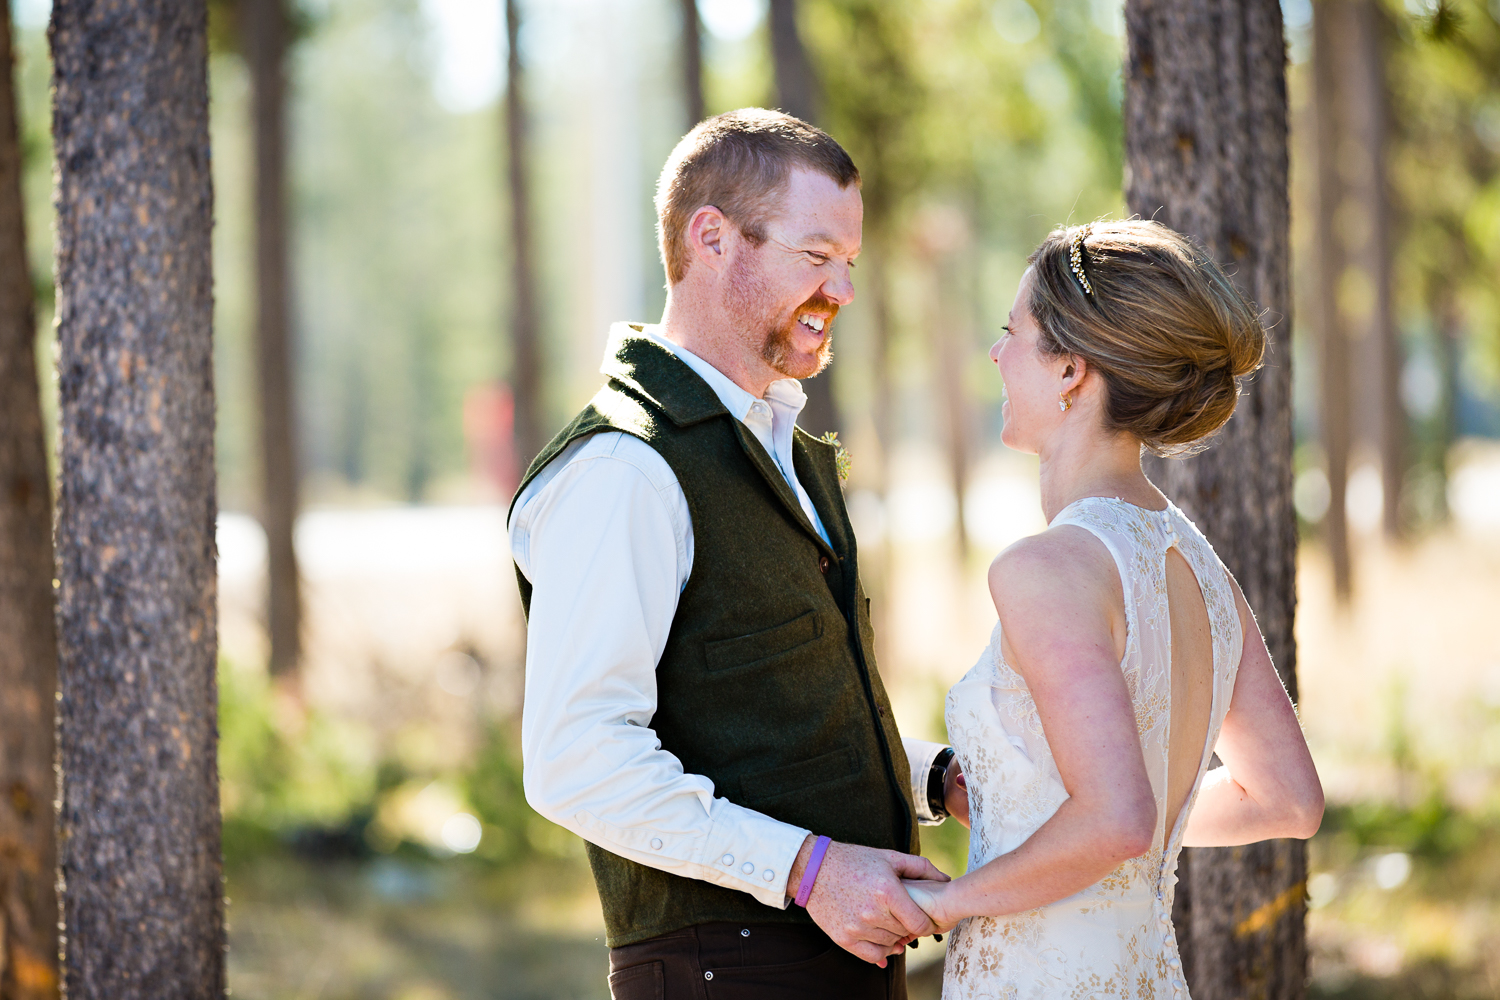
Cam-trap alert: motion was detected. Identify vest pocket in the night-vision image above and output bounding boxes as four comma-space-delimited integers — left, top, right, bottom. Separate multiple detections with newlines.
739, 745, 861, 803
704, 610, 822, 673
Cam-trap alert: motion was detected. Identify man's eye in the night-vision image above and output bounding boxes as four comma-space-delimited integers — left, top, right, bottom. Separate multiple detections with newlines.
806, 252, 830, 265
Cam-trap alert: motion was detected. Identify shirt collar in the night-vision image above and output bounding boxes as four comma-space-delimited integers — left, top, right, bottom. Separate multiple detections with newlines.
640, 325, 807, 425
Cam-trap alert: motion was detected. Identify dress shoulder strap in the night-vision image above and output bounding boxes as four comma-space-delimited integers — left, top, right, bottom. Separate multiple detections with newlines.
1048, 496, 1165, 620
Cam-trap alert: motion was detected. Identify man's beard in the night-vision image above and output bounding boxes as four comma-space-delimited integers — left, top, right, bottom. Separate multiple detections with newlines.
726, 251, 838, 380
761, 297, 836, 379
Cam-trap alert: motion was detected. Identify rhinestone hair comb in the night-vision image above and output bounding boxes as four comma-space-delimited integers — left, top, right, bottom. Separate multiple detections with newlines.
1069, 227, 1094, 297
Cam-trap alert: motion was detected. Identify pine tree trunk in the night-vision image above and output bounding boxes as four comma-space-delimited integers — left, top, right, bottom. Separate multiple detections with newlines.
1123, 0, 1307, 997
679, 0, 704, 127
1312, 0, 1352, 598
769, 0, 819, 124
244, 0, 302, 677
768, 0, 840, 437
49, 1, 225, 995
1344, 0, 1401, 540
864, 244, 897, 670
0, 3, 60, 995
505, 0, 544, 468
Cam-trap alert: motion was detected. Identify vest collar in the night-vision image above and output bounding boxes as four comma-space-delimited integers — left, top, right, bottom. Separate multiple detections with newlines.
793, 432, 851, 557
601, 323, 846, 561
599, 324, 727, 427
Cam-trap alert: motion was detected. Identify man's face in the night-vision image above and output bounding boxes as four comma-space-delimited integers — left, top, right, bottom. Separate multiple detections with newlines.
723, 168, 862, 381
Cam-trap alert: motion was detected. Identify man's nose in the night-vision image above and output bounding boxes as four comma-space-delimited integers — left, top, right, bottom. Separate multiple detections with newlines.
822, 265, 855, 306
989, 341, 1002, 363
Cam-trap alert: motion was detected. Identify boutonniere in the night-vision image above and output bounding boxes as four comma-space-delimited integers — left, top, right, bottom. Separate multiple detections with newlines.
820, 431, 851, 483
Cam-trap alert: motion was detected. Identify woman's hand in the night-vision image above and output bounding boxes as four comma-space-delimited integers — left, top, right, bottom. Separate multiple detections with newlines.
902, 878, 961, 934
944, 759, 970, 829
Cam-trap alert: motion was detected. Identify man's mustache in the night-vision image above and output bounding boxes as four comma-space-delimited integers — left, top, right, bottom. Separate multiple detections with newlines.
795, 293, 841, 327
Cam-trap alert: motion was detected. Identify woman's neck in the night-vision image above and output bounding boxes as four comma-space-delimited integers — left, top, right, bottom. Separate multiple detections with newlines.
1037, 428, 1163, 523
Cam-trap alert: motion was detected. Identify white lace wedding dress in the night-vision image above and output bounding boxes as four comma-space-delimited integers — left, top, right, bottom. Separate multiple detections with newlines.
941, 497, 1243, 999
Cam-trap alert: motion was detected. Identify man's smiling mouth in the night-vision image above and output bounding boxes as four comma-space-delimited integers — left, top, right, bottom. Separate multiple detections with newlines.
797, 313, 826, 334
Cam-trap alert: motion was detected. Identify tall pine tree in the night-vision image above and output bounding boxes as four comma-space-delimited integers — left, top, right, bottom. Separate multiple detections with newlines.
0, 2, 60, 993
50, 1, 225, 994
244, 0, 304, 679
1124, 0, 1306, 995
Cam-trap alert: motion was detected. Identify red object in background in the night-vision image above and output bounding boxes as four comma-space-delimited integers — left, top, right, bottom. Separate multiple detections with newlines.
463, 383, 519, 499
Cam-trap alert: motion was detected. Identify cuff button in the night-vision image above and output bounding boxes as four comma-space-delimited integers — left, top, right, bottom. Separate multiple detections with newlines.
741, 862, 755, 875
762, 869, 775, 881
722, 854, 734, 866
650, 838, 663, 850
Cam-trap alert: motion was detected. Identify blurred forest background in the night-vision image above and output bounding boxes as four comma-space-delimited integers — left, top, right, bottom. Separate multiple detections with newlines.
9, 0, 1500, 996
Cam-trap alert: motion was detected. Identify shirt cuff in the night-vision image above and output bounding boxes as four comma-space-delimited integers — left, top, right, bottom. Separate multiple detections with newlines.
570, 799, 810, 910
697, 801, 811, 908
904, 738, 951, 826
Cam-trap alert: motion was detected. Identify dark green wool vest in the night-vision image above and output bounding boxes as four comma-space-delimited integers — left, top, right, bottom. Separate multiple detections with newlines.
512, 329, 917, 947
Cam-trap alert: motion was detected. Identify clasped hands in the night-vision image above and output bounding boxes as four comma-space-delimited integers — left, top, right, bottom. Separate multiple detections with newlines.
798, 759, 970, 965
795, 839, 949, 966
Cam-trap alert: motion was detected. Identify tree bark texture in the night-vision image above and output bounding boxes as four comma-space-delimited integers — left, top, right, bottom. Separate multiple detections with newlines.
49, 2, 225, 996
244, 0, 302, 676
678, 0, 704, 128
505, 0, 544, 469
1123, 0, 1307, 998
0, 3, 60, 995
1312, 0, 1352, 598
768, 0, 840, 437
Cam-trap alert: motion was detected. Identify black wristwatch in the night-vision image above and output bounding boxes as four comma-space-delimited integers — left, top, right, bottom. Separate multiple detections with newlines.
926, 747, 956, 820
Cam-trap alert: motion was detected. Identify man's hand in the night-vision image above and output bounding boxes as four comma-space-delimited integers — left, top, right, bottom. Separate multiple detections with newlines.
944, 759, 970, 829
787, 836, 950, 967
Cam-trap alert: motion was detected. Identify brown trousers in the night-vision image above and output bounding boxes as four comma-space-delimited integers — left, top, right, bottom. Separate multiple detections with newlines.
607, 921, 908, 1000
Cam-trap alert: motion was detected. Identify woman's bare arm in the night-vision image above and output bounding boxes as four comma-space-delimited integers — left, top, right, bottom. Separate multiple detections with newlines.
1179, 575, 1323, 847
916, 527, 1158, 928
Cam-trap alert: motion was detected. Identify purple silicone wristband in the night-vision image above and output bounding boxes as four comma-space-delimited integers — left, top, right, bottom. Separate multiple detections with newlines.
794, 836, 832, 908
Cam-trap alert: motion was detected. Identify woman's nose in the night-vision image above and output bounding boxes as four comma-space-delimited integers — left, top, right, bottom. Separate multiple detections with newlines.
989, 341, 1002, 364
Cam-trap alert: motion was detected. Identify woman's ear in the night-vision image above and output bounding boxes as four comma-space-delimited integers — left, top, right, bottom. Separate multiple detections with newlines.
1060, 355, 1087, 393
687, 205, 727, 272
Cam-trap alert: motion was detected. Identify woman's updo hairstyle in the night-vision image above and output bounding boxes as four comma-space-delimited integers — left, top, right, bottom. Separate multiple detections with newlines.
1027, 219, 1266, 456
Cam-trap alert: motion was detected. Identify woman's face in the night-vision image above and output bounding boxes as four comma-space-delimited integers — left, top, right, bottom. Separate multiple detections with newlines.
992, 266, 1068, 454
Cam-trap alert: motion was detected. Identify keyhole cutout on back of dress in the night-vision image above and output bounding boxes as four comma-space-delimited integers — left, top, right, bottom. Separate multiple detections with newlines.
1162, 544, 1215, 852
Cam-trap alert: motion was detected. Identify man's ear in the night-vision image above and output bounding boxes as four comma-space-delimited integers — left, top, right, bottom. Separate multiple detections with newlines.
687, 205, 729, 273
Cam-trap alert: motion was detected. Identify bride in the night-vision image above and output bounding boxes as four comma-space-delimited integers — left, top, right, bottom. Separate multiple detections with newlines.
904, 220, 1324, 997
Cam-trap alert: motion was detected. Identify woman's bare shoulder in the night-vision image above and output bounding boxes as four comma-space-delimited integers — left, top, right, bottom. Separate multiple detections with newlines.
987, 523, 1118, 601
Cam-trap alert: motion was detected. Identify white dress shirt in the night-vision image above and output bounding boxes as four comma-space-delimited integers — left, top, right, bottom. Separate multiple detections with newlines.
509, 324, 951, 910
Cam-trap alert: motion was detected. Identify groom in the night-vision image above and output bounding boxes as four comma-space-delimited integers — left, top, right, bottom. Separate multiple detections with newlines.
508, 109, 964, 998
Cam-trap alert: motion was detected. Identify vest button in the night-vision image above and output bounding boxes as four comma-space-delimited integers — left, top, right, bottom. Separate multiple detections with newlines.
818, 556, 830, 574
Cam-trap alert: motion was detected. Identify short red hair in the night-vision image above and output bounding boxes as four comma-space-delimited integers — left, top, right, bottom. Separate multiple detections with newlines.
654, 109, 860, 285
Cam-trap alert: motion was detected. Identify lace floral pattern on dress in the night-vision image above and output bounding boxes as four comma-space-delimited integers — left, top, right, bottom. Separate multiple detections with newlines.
941, 498, 1244, 1000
